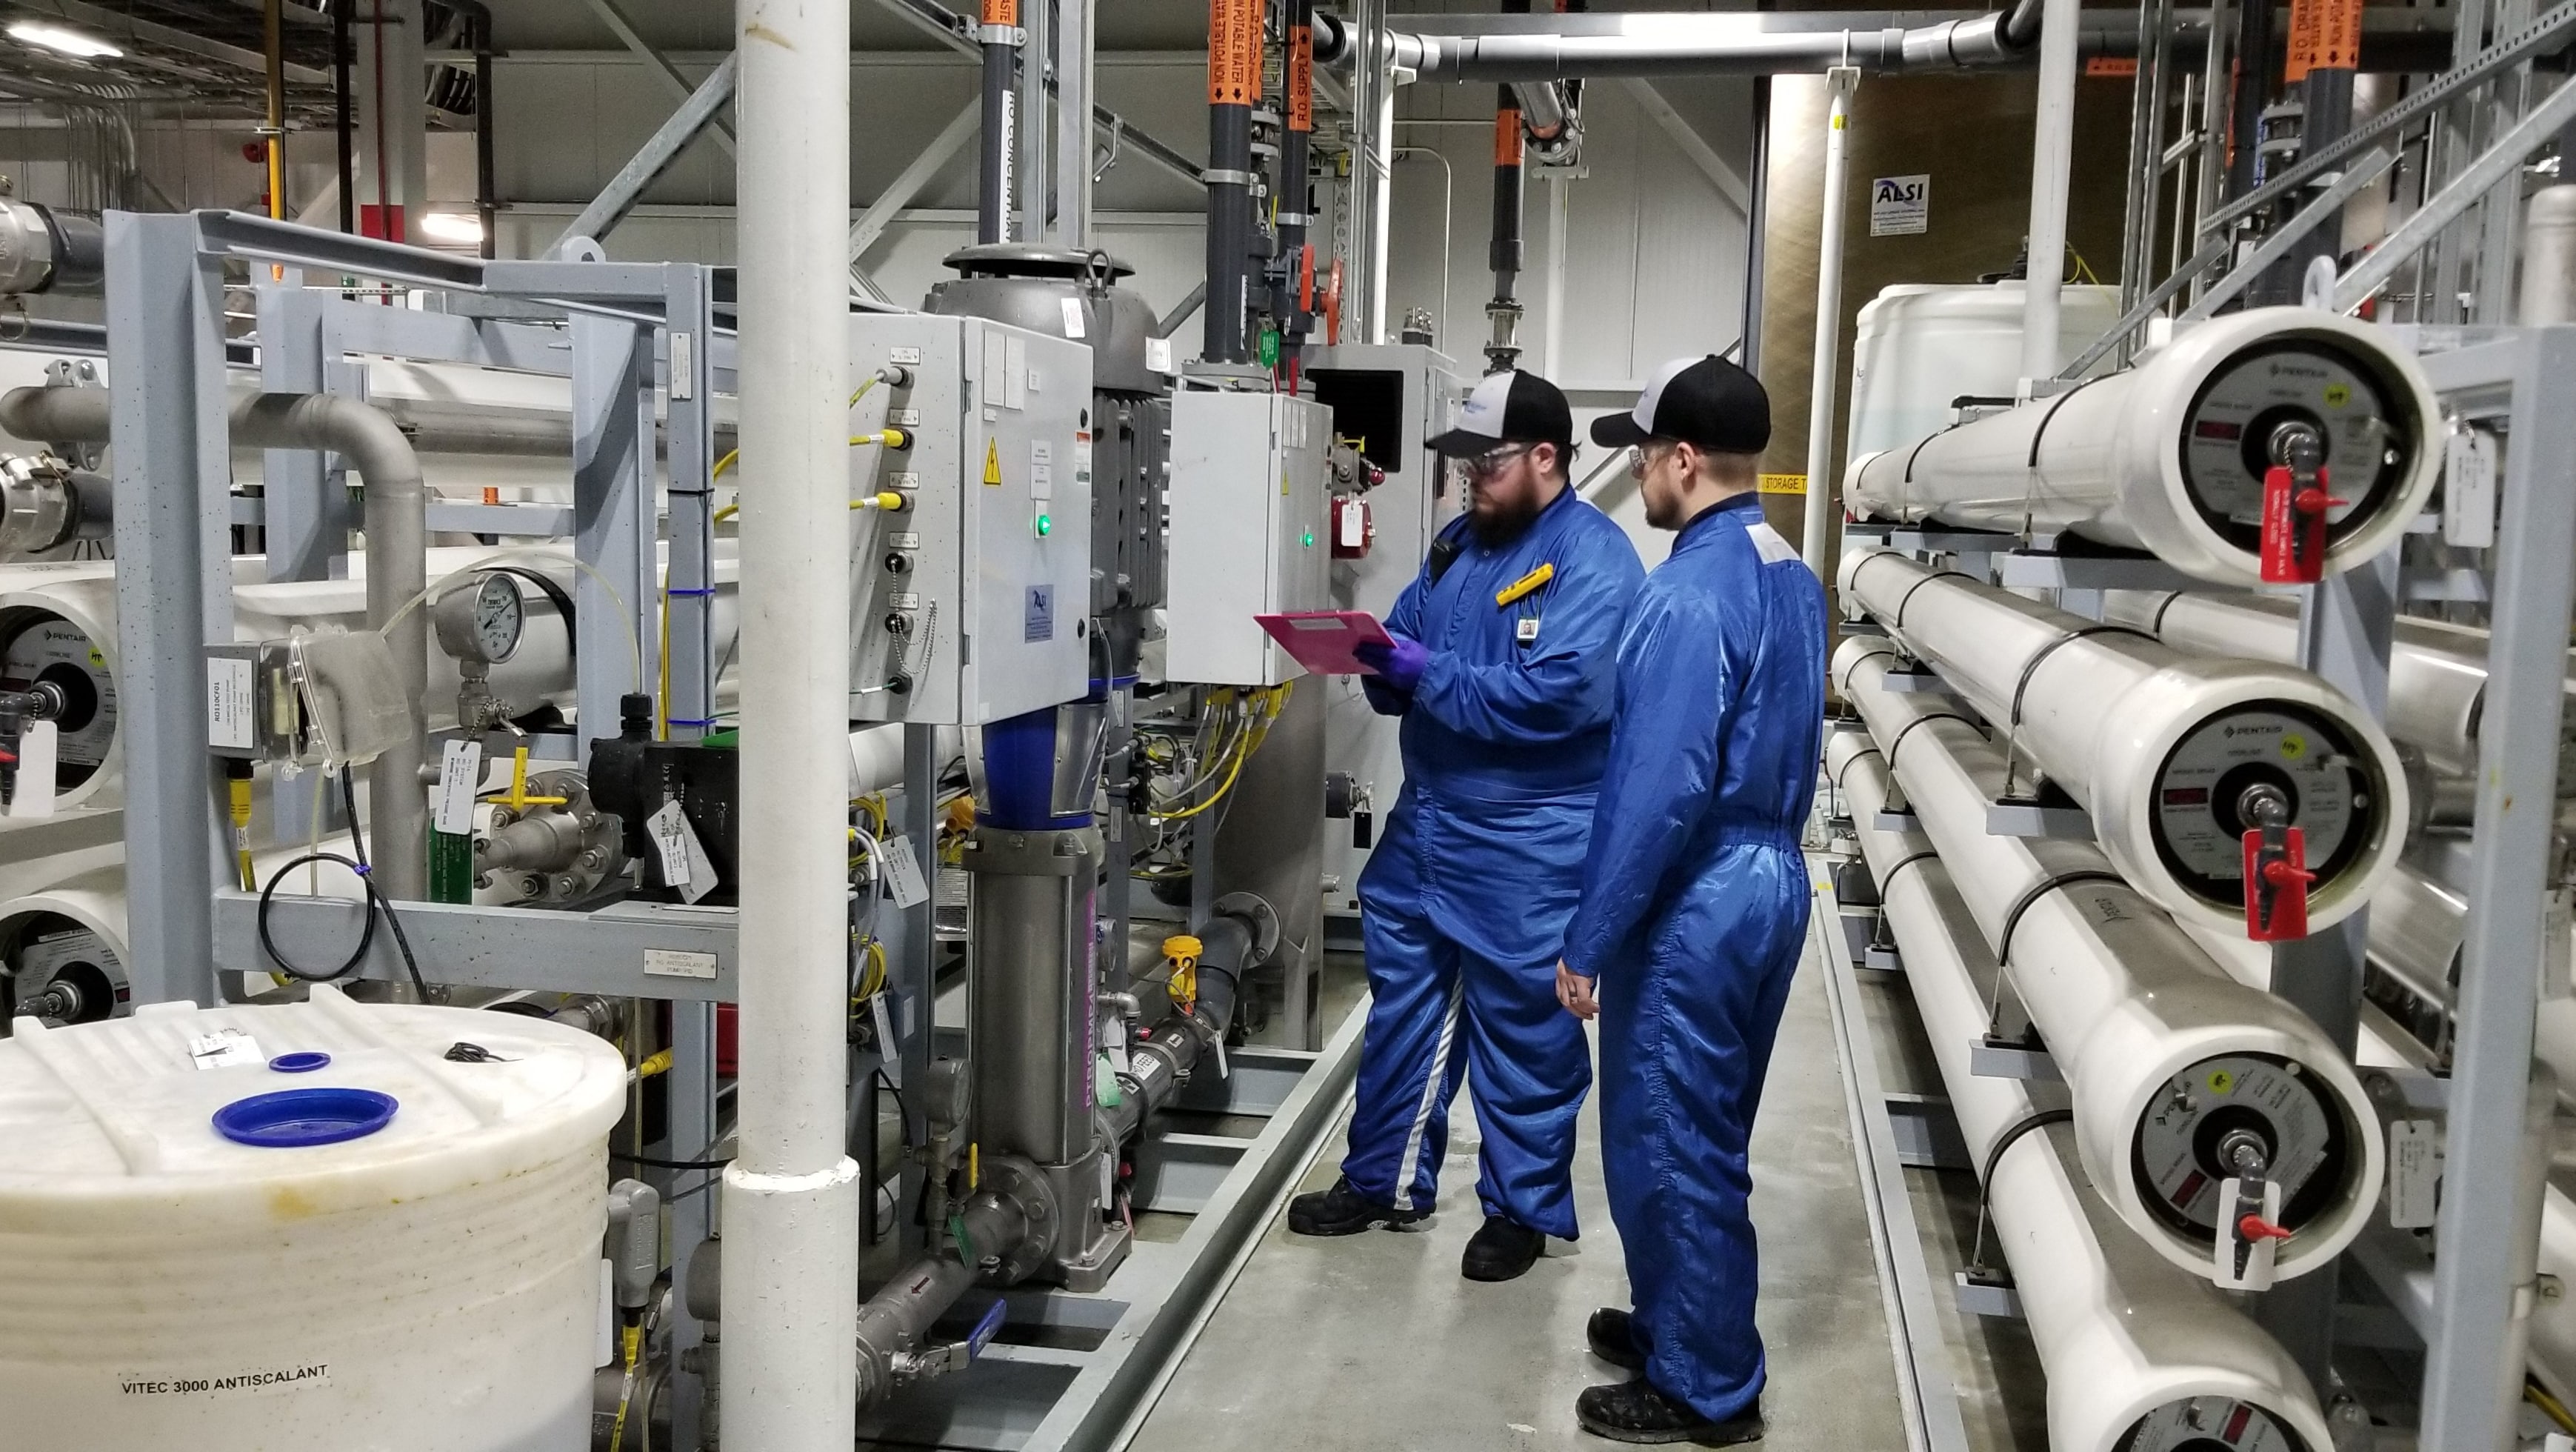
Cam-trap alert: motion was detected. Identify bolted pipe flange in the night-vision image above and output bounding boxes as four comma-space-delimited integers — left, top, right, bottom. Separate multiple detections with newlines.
972, 1155, 1059, 1288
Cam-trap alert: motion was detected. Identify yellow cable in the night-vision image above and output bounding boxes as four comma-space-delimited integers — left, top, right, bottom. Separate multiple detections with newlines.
2531, 1380, 2576, 1437
635, 1049, 673, 1079
609, 1321, 643, 1451
712, 448, 738, 480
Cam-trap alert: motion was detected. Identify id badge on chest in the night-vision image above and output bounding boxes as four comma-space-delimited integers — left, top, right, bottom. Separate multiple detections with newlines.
1515, 616, 1541, 645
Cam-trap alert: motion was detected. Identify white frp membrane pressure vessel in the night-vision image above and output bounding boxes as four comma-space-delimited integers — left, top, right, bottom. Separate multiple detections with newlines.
1843, 307, 2440, 587
1829, 733, 2332, 1452
0, 984, 627, 1451
1840, 548, 2407, 936
1845, 282, 2123, 462
1836, 639, 2385, 1281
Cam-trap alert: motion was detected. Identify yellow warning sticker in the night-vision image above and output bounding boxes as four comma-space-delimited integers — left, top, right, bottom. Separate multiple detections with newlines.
2280, 734, 2308, 761
2323, 383, 2351, 409
2207, 1068, 2236, 1096
1758, 473, 1806, 496
87, 646, 104, 667
983, 439, 1003, 486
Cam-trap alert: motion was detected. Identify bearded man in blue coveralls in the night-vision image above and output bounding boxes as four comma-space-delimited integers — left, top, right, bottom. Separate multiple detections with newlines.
1286, 368, 1644, 1283
1556, 354, 1826, 1445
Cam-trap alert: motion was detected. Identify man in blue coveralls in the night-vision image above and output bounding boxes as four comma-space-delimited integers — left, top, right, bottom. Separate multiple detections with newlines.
1286, 368, 1644, 1282
1557, 355, 1826, 1445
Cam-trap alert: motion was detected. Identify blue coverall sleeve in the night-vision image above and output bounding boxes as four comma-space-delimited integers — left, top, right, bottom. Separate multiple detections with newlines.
1359, 573, 1428, 716
1408, 527, 1642, 745
1562, 590, 1735, 980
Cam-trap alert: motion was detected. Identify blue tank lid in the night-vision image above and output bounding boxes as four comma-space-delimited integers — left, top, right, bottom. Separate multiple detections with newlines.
267, 1051, 332, 1073
212, 1087, 398, 1148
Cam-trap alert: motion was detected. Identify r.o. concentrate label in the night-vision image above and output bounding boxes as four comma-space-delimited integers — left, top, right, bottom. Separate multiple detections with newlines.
119, 1362, 330, 1399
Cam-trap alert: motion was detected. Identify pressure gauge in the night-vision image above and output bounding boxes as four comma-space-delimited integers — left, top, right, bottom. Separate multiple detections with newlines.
2119, 1396, 2308, 1452
432, 572, 526, 666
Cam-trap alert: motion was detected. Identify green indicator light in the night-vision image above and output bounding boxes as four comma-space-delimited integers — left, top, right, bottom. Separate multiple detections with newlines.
1035, 513, 1052, 537
1301, 530, 1315, 547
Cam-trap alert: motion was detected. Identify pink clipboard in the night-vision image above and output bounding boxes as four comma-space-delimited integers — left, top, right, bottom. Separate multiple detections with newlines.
1255, 610, 1394, 675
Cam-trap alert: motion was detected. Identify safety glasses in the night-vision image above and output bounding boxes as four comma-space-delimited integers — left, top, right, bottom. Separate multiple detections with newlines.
1452, 443, 1534, 484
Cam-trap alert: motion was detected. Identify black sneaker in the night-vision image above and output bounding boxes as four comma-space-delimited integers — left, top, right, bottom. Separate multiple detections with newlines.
1586, 1307, 1646, 1371
1287, 1176, 1425, 1236
1461, 1214, 1546, 1282
1575, 1379, 1764, 1446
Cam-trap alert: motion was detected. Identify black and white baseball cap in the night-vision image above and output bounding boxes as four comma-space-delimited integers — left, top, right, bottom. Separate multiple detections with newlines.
1590, 353, 1772, 454
1427, 369, 1575, 457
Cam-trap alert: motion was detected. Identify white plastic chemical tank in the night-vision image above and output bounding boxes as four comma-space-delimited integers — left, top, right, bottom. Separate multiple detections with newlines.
1845, 281, 2121, 462
0, 983, 627, 1451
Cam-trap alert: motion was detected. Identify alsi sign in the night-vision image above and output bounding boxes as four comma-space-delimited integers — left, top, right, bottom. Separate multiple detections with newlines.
1870, 175, 1929, 236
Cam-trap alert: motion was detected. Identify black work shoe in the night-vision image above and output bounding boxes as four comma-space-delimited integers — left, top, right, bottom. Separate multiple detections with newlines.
1287, 1176, 1425, 1236
1586, 1307, 1646, 1371
1461, 1214, 1546, 1282
1576, 1379, 1764, 1446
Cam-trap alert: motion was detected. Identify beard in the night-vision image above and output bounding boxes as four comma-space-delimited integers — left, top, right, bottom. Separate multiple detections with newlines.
1468, 490, 1543, 544
1642, 486, 1681, 530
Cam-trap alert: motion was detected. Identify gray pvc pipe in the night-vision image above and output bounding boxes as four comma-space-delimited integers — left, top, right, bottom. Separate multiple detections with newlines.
0, 384, 430, 899
2523, 186, 2576, 326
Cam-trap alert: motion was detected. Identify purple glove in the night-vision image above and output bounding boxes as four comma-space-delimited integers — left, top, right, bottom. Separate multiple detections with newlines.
1355, 632, 1432, 692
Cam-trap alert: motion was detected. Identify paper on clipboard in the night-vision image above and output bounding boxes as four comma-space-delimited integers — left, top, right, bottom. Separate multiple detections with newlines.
1255, 610, 1395, 676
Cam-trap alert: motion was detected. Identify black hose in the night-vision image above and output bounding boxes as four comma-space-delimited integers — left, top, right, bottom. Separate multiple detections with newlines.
253, 767, 430, 1000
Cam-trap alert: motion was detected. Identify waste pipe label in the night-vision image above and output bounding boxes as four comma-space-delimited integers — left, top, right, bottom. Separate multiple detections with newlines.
2286, 0, 2362, 80
1869, 175, 1929, 237
120, 1363, 330, 1399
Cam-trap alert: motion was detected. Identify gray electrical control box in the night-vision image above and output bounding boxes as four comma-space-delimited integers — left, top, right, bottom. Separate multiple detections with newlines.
1164, 388, 1333, 686
847, 314, 1095, 725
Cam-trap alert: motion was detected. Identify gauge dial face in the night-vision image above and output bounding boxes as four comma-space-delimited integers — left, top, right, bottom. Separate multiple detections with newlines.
435, 573, 526, 665
2149, 703, 2372, 909
2119, 1396, 2306, 1452
0, 613, 113, 789
2177, 340, 2409, 550
2134, 1053, 2344, 1239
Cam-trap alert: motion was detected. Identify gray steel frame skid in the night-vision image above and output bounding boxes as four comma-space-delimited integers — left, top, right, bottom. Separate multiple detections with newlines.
64, 209, 1361, 1451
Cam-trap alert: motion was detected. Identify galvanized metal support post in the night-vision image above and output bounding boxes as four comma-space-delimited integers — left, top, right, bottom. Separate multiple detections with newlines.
1015, 0, 1052, 246
1054, 0, 1094, 246
584, 0, 737, 154
570, 312, 658, 753
550, 53, 740, 256
105, 212, 233, 1008
2254, 548, 2397, 1385
2421, 327, 2576, 1451
897, 723, 942, 1259
663, 268, 719, 739
254, 284, 347, 582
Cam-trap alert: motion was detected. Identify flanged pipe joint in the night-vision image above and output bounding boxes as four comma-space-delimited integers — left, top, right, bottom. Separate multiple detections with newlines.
1838, 549, 2409, 937
1843, 307, 2440, 587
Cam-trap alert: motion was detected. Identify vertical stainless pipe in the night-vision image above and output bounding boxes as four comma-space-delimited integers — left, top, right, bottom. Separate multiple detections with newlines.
978, 0, 1019, 243
722, 0, 861, 1443
2520, 185, 2576, 324
1801, 66, 1857, 573
2021, 0, 2083, 378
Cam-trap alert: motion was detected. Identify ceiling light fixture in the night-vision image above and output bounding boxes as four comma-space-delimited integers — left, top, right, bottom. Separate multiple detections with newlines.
7, 21, 122, 59
418, 211, 484, 245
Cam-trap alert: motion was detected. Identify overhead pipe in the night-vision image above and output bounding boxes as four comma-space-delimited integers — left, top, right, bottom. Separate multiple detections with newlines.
1801, 64, 1858, 575
977, 0, 1019, 243
1836, 636, 2386, 1282
1831, 731, 2336, 1451
2018, 0, 2082, 380
1278, 0, 1318, 348
2103, 588, 2576, 780
0, 384, 430, 900
1375, 9, 2040, 81
1204, 0, 1265, 364
722, 0, 862, 1445
1838, 547, 2409, 935
1486, 4, 1530, 376
1843, 307, 2441, 587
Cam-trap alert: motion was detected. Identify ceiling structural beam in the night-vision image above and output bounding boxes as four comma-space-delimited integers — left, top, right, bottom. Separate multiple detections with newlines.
221, 0, 333, 25
848, 99, 979, 279
550, 50, 741, 256
21, 0, 330, 84
582, 0, 737, 155
1623, 79, 1750, 213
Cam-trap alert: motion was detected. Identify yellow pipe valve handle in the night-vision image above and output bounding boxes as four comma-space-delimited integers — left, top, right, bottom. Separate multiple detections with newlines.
1162, 934, 1204, 1016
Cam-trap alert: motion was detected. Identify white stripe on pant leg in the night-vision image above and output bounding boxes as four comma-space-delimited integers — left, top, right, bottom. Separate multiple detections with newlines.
1390, 977, 1466, 1212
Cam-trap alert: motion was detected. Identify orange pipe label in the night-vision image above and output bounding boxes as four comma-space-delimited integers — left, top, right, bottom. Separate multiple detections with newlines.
1288, 25, 1313, 130
981, 0, 1017, 25
1495, 108, 1525, 167
2285, 0, 2361, 81
1208, 0, 1260, 105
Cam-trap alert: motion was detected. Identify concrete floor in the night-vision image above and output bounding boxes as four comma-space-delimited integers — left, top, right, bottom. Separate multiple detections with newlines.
1130, 925, 1909, 1451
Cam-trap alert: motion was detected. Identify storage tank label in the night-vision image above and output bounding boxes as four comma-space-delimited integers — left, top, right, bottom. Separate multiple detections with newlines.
119, 1362, 330, 1399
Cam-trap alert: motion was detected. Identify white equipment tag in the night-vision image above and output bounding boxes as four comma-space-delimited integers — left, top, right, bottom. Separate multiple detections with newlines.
879, 833, 931, 909
433, 740, 484, 836
646, 802, 720, 905
10, 719, 55, 817
187, 1028, 264, 1070
2386, 1119, 2442, 1229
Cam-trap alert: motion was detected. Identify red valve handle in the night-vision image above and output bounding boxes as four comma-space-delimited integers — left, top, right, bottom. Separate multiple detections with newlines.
2238, 1214, 2295, 1243
2260, 857, 2315, 890
2243, 825, 2312, 942
2291, 486, 2349, 517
